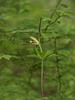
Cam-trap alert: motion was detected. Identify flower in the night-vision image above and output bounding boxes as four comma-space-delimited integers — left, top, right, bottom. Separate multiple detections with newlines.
30, 37, 39, 44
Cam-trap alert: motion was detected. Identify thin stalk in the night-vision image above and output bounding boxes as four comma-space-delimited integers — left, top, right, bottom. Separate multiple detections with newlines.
38, 43, 44, 96
41, 60, 44, 96
38, 18, 42, 42
39, 44, 42, 53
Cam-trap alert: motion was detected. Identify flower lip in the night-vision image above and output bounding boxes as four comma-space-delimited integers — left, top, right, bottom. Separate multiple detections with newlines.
30, 41, 33, 43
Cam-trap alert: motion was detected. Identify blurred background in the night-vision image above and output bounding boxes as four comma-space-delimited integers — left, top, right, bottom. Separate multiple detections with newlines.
0, 0, 75, 100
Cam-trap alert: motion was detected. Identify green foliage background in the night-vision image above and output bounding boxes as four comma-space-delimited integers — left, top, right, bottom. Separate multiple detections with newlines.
0, 0, 75, 100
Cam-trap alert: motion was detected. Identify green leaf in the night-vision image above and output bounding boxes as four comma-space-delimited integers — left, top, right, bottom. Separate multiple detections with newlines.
60, 38, 72, 44
62, 14, 71, 18
34, 47, 41, 59
0, 55, 12, 60
40, 51, 54, 60
47, 54, 57, 58
66, 12, 75, 16
2, 55, 11, 60
40, 52, 48, 59
61, 4, 68, 8
58, 50, 70, 57
28, 50, 50, 60
27, 54, 39, 59
0, 54, 19, 60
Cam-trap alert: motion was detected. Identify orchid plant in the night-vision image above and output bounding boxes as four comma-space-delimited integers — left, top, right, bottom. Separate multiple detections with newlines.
28, 36, 53, 96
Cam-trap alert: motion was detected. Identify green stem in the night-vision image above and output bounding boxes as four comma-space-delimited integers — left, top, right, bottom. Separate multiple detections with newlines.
38, 43, 44, 96
39, 44, 42, 53
41, 60, 44, 96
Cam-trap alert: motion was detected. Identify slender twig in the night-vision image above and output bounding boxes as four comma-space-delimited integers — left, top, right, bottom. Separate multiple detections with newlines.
50, 0, 62, 19
54, 38, 61, 91
38, 18, 42, 42
50, 16, 60, 25
45, 0, 62, 31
